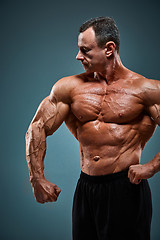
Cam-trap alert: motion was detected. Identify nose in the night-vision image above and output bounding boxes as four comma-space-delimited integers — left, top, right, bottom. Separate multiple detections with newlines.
76, 50, 84, 61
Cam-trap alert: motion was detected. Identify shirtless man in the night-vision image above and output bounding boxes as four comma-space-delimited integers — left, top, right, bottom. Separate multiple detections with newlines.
26, 17, 160, 240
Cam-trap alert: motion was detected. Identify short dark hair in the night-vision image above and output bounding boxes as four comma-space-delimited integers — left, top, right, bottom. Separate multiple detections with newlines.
79, 17, 120, 52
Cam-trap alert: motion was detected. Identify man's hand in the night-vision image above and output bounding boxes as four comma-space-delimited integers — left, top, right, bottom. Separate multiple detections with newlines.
31, 178, 61, 204
128, 163, 155, 184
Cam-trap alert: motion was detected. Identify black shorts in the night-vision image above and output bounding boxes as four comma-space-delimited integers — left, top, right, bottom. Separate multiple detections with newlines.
72, 170, 152, 240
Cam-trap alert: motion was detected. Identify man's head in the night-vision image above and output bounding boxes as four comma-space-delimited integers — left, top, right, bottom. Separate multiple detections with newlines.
79, 17, 120, 53
76, 17, 120, 73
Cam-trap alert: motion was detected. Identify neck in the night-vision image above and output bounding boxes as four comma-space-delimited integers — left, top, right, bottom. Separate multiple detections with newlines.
95, 53, 127, 84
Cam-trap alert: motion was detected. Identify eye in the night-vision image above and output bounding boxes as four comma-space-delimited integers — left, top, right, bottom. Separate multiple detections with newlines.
80, 47, 90, 54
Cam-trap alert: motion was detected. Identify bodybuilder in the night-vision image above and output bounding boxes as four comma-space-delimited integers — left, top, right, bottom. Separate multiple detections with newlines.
26, 17, 160, 240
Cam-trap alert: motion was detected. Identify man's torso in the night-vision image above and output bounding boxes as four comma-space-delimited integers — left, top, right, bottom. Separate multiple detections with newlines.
63, 72, 156, 175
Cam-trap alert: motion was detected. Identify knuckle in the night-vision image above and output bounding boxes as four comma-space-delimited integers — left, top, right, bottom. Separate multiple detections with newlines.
36, 198, 45, 204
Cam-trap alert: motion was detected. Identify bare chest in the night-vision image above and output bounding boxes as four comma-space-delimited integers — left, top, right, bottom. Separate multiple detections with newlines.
71, 83, 144, 124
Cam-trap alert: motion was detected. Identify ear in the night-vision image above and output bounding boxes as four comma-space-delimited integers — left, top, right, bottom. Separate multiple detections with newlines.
105, 41, 116, 57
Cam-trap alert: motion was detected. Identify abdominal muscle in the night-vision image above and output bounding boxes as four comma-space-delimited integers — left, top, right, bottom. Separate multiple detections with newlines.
77, 120, 142, 176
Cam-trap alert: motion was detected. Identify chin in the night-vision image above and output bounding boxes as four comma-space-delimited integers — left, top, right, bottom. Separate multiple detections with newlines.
83, 66, 94, 73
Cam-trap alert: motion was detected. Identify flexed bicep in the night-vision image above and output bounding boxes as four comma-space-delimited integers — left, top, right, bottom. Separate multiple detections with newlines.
147, 103, 160, 126
144, 80, 160, 126
31, 95, 70, 136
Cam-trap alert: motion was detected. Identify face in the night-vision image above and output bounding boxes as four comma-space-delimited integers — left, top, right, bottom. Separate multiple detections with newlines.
76, 27, 107, 73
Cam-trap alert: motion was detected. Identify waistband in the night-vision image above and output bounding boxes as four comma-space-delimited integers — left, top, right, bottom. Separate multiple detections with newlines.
80, 170, 129, 183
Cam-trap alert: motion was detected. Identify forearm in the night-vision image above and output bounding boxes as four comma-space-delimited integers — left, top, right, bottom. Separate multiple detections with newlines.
25, 122, 46, 183
25, 121, 62, 203
148, 152, 160, 175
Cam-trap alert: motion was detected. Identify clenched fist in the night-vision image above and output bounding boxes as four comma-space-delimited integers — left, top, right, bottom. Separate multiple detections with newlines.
31, 178, 61, 203
128, 163, 155, 184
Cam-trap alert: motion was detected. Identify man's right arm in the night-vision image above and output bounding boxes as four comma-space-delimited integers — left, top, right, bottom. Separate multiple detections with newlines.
25, 85, 70, 203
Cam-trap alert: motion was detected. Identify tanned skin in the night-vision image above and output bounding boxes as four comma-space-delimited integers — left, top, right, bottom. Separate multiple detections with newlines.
26, 27, 160, 204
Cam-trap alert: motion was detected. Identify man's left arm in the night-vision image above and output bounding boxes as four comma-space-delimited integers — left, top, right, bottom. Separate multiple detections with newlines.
128, 79, 160, 184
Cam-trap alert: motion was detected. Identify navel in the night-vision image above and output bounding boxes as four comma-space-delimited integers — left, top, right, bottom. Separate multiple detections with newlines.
93, 155, 100, 161
119, 113, 123, 118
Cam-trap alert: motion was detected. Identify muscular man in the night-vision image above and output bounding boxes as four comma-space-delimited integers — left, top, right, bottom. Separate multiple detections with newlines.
26, 17, 160, 240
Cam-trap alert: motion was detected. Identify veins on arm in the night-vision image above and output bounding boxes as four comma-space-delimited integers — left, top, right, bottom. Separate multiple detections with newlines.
26, 94, 69, 182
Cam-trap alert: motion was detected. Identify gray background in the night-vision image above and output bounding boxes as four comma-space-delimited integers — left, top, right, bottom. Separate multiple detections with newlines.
1, 0, 160, 239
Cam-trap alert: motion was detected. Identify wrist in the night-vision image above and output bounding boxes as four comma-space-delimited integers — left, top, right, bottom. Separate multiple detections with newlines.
30, 175, 45, 185
29, 166, 45, 184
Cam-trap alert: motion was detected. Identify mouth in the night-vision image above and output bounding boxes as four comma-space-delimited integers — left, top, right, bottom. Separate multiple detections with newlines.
81, 61, 89, 68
